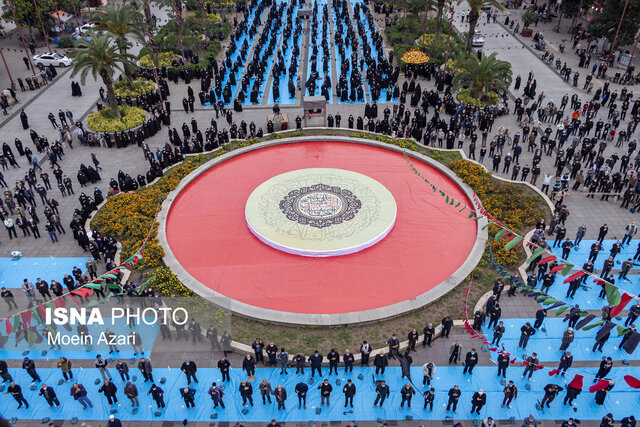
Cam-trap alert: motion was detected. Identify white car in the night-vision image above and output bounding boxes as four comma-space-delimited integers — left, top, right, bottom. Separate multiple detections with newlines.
74, 23, 97, 35
33, 52, 73, 67
472, 33, 485, 47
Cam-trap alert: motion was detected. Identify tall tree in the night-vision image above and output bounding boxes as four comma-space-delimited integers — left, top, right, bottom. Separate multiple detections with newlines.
452, 52, 512, 101
588, 0, 640, 48
156, 0, 186, 62
91, 5, 145, 82
68, 34, 136, 119
434, 0, 447, 34
459, 0, 503, 53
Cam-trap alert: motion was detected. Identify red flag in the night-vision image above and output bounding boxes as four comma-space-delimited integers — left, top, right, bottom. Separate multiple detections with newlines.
610, 293, 634, 318
489, 347, 497, 351
624, 375, 640, 388
37, 304, 47, 319
535, 365, 545, 370
548, 369, 561, 376
510, 358, 517, 364
520, 361, 528, 367
68, 294, 80, 305
589, 380, 610, 393
20, 311, 32, 328
563, 271, 586, 284
539, 255, 557, 264
550, 264, 565, 274
5, 318, 12, 334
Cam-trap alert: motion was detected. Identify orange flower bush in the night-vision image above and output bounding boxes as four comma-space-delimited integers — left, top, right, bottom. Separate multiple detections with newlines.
449, 160, 546, 266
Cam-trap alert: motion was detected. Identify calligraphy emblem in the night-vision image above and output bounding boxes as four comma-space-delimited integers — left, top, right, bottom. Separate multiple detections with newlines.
279, 184, 362, 228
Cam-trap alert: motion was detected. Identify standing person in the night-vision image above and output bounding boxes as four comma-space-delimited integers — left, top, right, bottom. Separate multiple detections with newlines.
309, 350, 323, 377
374, 351, 388, 375
533, 309, 547, 329
560, 328, 575, 351
277, 348, 288, 374
387, 334, 400, 359
518, 322, 536, 349
422, 362, 435, 386
622, 222, 638, 246
423, 322, 435, 346
522, 353, 539, 380
574, 224, 587, 247
4, 381, 29, 408
441, 316, 453, 337
252, 338, 265, 364
470, 389, 486, 414
0, 360, 12, 383
208, 382, 225, 409
343, 350, 354, 373
463, 349, 478, 374
343, 379, 356, 408
541, 383, 563, 408
502, 380, 518, 408
407, 328, 418, 351
259, 378, 272, 404
558, 352, 573, 376
180, 387, 196, 409
124, 381, 138, 407
181, 360, 198, 385
115, 360, 129, 381
1, 287, 17, 310
57, 357, 73, 382
327, 349, 339, 374
137, 358, 153, 383
70, 383, 93, 409
274, 384, 287, 410
449, 340, 463, 364
38, 384, 60, 407
446, 385, 461, 414
148, 383, 165, 409
373, 380, 390, 408
22, 357, 41, 383
218, 357, 231, 381
492, 321, 505, 345
595, 380, 615, 405
295, 382, 308, 409
595, 357, 613, 381
318, 379, 332, 406
423, 387, 435, 410
98, 380, 118, 406
266, 342, 278, 366
400, 382, 415, 408
360, 340, 371, 365
242, 354, 256, 379
239, 380, 254, 406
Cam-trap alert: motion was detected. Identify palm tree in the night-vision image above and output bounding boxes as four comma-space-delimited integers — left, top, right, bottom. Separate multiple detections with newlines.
459, 0, 504, 53
91, 5, 144, 82
69, 34, 136, 119
452, 52, 512, 102
139, 0, 164, 103
434, 0, 447, 34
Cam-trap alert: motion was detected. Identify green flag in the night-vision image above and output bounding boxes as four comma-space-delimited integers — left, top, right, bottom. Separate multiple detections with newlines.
582, 319, 606, 331
526, 246, 547, 263
561, 262, 574, 276
505, 236, 523, 251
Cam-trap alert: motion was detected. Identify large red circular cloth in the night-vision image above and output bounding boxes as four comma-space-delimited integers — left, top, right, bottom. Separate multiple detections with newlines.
165, 142, 478, 315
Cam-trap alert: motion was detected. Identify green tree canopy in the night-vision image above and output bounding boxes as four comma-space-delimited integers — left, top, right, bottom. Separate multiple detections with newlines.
452, 52, 513, 101
588, 0, 640, 48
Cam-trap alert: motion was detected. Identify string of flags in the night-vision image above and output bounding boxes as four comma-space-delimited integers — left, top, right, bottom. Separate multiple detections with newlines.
462, 251, 640, 392
404, 151, 640, 325
407, 152, 640, 390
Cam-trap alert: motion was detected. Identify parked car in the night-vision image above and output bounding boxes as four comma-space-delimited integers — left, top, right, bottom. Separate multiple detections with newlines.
33, 52, 73, 67
73, 23, 97, 35
472, 33, 485, 47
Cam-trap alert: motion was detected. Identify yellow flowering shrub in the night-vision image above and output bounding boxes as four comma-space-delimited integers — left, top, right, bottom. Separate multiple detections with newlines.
87, 106, 146, 132
139, 51, 177, 68
114, 78, 155, 98
147, 266, 195, 297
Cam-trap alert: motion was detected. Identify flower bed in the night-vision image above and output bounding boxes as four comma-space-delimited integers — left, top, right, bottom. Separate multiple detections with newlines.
139, 51, 177, 68
455, 89, 500, 107
114, 78, 155, 98
86, 106, 146, 133
449, 160, 546, 266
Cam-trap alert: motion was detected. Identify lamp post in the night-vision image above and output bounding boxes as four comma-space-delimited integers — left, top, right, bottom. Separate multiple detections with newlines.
6, 0, 37, 76
626, 31, 640, 74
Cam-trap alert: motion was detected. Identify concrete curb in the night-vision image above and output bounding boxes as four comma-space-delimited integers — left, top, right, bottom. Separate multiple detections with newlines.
157, 136, 489, 326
